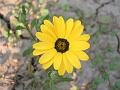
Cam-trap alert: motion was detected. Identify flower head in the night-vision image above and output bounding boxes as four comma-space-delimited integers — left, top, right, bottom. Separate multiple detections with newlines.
33, 16, 90, 75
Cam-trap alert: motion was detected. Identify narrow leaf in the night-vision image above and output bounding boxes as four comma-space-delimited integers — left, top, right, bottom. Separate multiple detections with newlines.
23, 46, 33, 57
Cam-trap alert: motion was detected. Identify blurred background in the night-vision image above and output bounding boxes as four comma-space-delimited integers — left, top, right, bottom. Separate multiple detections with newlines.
0, 0, 120, 90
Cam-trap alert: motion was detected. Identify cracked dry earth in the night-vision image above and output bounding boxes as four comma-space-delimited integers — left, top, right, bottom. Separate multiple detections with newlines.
0, 0, 120, 90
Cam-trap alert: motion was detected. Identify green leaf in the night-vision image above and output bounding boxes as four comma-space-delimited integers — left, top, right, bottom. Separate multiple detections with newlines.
89, 77, 104, 90
39, 14, 50, 21
41, 8, 49, 16
19, 13, 26, 23
23, 46, 33, 57
39, 0, 44, 4
111, 31, 116, 37
14, 16, 19, 21
108, 63, 119, 71
15, 23, 25, 30
115, 80, 120, 89
16, 30, 22, 37
57, 76, 73, 82
16, 25, 25, 30
22, 5, 26, 15
99, 66, 109, 81
48, 71, 57, 79
102, 72, 109, 81
31, 19, 37, 28
6, 28, 10, 37
108, 57, 120, 71
91, 53, 103, 66
42, 80, 50, 90
24, 2, 30, 9
92, 30, 101, 44
18, 5, 27, 23
89, 79, 98, 90
99, 24, 109, 33
107, 44, 113, 52
3, 30, 9, 38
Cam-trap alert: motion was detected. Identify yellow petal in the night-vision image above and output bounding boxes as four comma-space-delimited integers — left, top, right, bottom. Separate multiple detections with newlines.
33, 42, 54, 50
66, 51, 81, 69
74, 51, 89, 61
42, 59, 54, 70
70, 41, 90, 50
40, 24, 56, 39
39, 49, 57, 64
63, 53, 73, 73
53, 16, 59, 36
44, 20, 53, 29
68, 20, 84, 39
58, 16, 65, 37
53, 16, 59, 24
53, 16, 65, 38
36, 32, 55, 42
65, 18, 74, 38
53, 53, 62, 70
79, 34, 90, 41
58, 61, 65, 75
33, 49, 47, 56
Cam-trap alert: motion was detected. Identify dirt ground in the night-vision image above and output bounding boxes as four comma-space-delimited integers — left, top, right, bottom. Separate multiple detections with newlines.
0, 0, 120, 90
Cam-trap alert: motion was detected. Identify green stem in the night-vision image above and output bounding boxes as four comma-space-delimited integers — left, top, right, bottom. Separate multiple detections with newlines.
50, 80, 55, 90
26, 24, 36, 41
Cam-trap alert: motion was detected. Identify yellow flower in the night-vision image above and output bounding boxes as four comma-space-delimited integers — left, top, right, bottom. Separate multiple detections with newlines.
33, 16, 90, 75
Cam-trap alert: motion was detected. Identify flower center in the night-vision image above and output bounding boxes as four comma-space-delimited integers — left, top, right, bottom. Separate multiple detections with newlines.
55, 38, 69, 53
